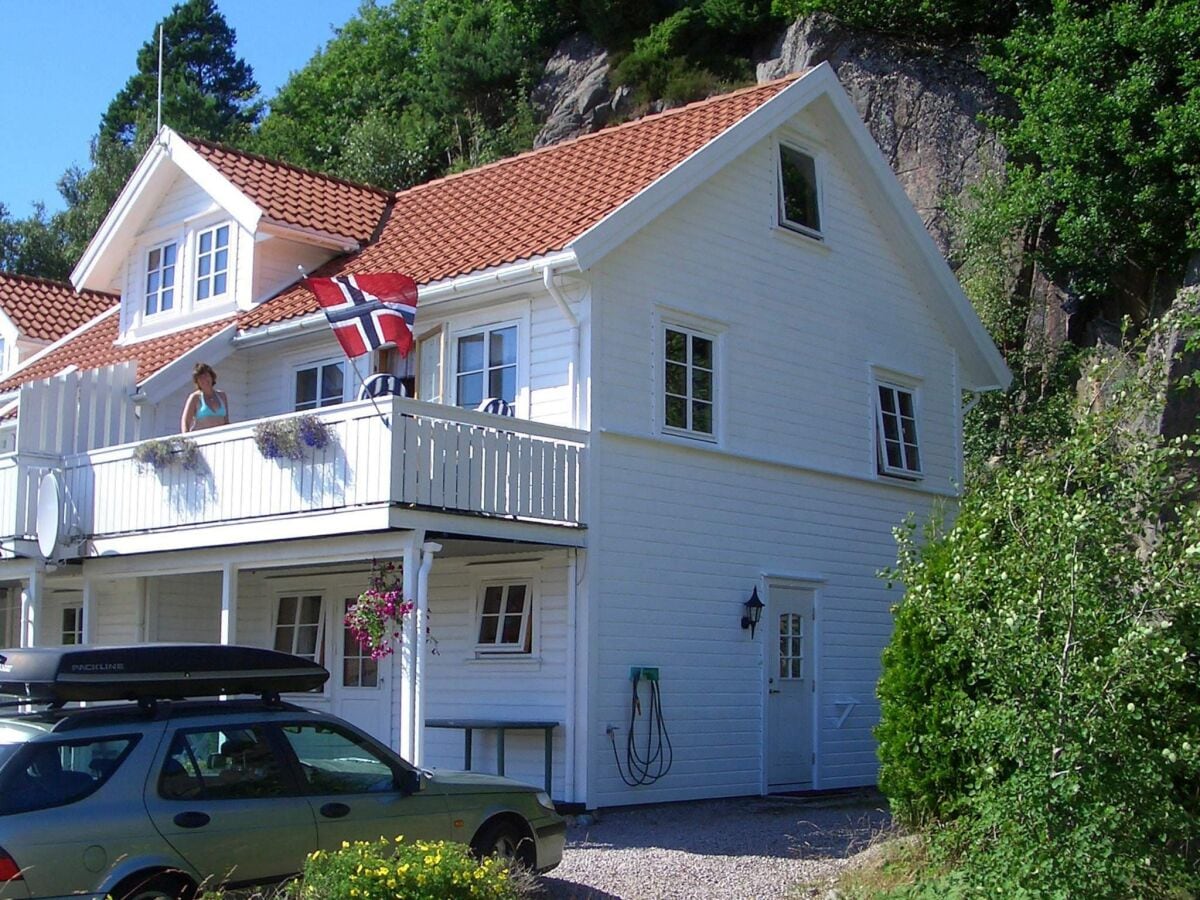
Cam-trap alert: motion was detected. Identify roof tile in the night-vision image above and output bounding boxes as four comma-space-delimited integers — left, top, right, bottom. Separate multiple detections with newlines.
186, 138, 391, 244
239, 77, 796, 329
0, 273, 117, 342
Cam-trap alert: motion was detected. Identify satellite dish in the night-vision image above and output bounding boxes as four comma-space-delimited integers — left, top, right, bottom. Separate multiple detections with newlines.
36, 472, 62, 560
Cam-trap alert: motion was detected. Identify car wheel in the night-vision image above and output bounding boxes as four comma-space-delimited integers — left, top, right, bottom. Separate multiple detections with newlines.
471, 817, 536, 870
116, 872, 194, 900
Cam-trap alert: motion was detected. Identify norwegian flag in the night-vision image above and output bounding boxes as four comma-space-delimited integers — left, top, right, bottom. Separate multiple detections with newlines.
304, 273, 419, 359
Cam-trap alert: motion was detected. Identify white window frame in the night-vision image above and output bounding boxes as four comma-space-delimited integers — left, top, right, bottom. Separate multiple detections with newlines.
61, 604, 84, 646
0, 589, 19, 648
292, 356, 349, 411
776, 141, 824, 240
415, 325, 447, 404
873, 372, 923, 480
143, 239, 179, 317
660, 319, 720, 442
193, 223, 231, 303
272, 591, 328, 676
472, 573, 539, 658
452, 320, 521, 411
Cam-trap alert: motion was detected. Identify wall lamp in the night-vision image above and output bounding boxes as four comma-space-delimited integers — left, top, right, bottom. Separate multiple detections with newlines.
741, 587, 764, 638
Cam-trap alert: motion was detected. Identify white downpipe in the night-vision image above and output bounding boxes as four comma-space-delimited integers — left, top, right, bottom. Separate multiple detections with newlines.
543, 267, 581, 429
564, 549, 578, 802
413, 541, 442, 767
81, 578, 96, 645
220, 562, 238, 645
400, 530, 425, 762
20, 567, 41, 647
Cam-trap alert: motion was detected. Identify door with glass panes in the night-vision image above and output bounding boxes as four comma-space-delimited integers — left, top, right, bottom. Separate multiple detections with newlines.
766, 584, 815, 791
273, 591, 391, 745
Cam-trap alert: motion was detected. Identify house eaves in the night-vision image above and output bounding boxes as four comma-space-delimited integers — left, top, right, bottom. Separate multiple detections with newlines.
71, 127, 263, 293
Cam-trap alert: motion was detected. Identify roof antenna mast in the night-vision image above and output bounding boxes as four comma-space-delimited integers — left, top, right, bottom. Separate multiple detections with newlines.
156, 23, 164, 132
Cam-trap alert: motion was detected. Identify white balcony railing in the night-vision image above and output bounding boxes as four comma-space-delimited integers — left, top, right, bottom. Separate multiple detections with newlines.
30, 398, 585, 547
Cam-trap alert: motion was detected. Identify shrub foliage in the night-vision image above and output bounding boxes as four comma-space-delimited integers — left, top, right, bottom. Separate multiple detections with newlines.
297, 836, 525, 900
877, 314, 1200, 896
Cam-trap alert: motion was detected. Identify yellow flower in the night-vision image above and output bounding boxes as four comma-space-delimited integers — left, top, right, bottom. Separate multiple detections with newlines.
342, 841, 351, 849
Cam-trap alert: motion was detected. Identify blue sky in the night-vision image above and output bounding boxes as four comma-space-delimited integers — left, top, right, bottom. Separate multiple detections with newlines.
0, 0, 365, 218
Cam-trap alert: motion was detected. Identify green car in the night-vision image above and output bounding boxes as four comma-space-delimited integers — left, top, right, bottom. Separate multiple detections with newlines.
0, 645, 565, 899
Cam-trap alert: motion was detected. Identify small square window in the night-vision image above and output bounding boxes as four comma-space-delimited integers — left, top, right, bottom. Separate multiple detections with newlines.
455, 324, 517, 409
475, 583, 532, 655
195, 224, 230, 301
61, 606, 83, 646
295, 360, 345, 411
145, 241, 177, 315
663, 326, 715, 438
875, 383, 922, 478
778, 145, 821, 235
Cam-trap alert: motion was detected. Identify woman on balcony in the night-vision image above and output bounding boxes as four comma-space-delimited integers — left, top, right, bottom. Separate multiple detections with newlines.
181, 363, 230, 432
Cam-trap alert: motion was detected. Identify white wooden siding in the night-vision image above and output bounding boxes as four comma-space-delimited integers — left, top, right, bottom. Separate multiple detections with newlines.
422, 552, 571, 795
151, 572, 221, 642
252, 238, 331, 305
584, 114, 966, 805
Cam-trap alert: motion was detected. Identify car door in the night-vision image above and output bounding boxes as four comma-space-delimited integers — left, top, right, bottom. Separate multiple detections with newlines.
143, 723, 317, 887
273, 721, 451, 850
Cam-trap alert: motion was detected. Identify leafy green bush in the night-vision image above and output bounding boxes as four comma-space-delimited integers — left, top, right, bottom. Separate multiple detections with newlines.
877, 312, 1200, 896
297, 836, 525, 899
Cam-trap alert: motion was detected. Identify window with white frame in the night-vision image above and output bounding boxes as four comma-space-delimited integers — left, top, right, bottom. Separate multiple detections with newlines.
875, 382, 922, 477
341, 598, 378, 688
455, 324, 516, 409
778, 144, 821, 236
61, 605, 83, 646
295, 359, 346, 411
0, 590, 18, 647
416, 327, 445, 404
663, 325, 716, 438
144, 241, 178, 315
475, 583, 532, 655
274, 594, 325, 664
194, 224, 230, 301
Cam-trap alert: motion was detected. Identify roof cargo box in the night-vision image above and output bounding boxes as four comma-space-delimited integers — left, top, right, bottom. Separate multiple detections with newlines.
0, 644, 328, 703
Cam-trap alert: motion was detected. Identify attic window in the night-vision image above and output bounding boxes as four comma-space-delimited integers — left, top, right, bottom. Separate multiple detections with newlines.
778, 145, 821, 236
195, 225, 229, 301
145, 241, 177, 315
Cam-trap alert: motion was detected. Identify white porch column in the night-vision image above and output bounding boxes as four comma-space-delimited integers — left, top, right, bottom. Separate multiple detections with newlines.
20, 568, 42, 648
412, 541, 442, 767
81, 577, 97, 645
220, 562, 238, 645
399, 530, 425, 762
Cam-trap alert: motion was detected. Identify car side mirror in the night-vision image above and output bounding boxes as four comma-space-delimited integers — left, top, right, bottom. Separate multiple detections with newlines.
396, 768, 421, 796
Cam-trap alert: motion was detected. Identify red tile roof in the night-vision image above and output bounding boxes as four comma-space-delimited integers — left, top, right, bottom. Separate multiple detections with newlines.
186, 137, 391, 244
0, 311, 232, 393
0, 273, 117, 342
2, 79, 795, 394
239, 77, 796, 329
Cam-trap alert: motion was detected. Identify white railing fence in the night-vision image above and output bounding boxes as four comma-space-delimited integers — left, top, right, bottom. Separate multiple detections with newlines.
62, 397, 584, 538
17, 363, 140, 455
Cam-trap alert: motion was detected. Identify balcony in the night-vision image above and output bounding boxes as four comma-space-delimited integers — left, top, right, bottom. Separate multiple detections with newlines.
0, 397, 586, 559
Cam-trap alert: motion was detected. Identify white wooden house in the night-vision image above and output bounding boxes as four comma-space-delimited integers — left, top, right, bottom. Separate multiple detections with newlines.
0, 65, 1007, 808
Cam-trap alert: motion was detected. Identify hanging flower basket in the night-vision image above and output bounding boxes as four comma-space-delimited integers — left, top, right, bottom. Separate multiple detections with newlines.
133, 437, 201, 474
345, 560, 413, 660
253, 414, 331, 460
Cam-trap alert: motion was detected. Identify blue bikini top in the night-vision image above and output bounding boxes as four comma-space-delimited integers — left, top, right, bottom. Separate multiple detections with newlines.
196, 392, 226, 420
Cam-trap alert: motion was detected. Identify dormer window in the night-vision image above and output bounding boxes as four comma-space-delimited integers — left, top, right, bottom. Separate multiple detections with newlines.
778, 144, 821, 237
144, 241, 177, 315
194, 225, 229, 301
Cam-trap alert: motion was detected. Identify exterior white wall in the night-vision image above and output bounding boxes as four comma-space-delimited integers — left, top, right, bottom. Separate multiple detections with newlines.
150, 572, 221, 642
252, 237, 330, 304
583, 113, 965, 805
422, 550, 572, 796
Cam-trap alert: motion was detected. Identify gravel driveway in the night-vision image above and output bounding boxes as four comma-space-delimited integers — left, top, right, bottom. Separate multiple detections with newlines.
536, 791, 890, 900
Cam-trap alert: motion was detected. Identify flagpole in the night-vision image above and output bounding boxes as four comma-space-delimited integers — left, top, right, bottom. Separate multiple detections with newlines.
297, 265, 391, 428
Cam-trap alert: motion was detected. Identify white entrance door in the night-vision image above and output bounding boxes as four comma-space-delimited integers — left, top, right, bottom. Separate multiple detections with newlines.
332, 596, 391, 744
767, 585, 814, 791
